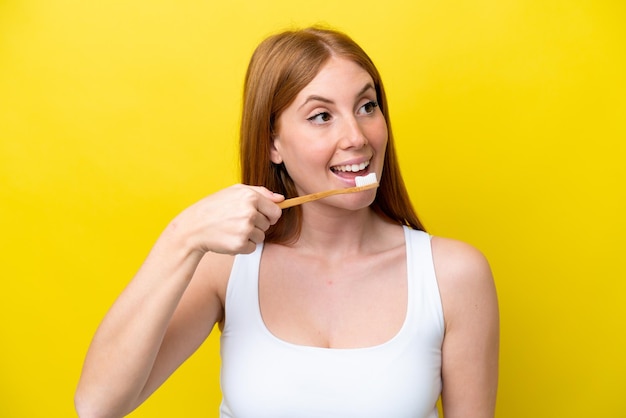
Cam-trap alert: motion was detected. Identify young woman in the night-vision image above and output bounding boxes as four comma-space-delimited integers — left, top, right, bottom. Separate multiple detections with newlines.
75, 27, 499, 418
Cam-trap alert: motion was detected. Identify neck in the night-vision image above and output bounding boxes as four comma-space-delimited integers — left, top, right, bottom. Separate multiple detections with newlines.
293, 205, 386, 258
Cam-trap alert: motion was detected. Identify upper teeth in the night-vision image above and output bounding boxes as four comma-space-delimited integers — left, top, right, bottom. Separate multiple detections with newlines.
333, 161, 369, 172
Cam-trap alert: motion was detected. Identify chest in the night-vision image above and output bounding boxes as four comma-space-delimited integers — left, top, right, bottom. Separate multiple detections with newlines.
219, 232, 444, 417
258, 246, 407, 349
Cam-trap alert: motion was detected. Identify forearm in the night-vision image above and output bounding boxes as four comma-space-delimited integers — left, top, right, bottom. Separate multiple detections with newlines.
75, 185, 284, 417
75, 226, 204, 417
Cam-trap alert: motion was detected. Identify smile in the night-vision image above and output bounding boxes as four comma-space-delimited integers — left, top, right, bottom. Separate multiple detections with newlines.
331, 160, 370, 173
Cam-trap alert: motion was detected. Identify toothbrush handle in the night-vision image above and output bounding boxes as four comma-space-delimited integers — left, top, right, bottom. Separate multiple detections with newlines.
277, 182, 378, 209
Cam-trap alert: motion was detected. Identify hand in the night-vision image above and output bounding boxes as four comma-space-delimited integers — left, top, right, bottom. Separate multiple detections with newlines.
168, 184, 284, 255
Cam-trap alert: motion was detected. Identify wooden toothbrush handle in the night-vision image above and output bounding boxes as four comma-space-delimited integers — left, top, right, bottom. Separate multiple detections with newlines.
277, 183, 378, 209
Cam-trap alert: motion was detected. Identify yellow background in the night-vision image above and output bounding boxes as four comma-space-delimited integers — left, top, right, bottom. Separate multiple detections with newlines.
1, 0, 624, 417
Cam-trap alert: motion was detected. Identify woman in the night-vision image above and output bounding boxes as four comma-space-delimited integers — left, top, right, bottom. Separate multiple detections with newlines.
75, 27, 499, 418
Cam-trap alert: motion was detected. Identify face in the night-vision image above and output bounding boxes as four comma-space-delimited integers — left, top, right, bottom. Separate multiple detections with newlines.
271, 57, 388, 209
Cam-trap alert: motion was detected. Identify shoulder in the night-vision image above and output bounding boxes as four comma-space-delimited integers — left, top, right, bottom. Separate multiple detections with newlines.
195, 250, 236, 281
430, 236, 497, 329
186, 251, 236, 323
430, 236, 492, 283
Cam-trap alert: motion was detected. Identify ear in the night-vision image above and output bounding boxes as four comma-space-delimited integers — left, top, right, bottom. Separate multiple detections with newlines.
269, 135, 283, 164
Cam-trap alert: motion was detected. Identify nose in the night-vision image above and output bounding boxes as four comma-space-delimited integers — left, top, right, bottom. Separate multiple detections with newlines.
338, 116, 368, 149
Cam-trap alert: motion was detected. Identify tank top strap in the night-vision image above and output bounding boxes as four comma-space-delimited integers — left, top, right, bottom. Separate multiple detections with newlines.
222, 243, 264, 335
403, 226, 445, 334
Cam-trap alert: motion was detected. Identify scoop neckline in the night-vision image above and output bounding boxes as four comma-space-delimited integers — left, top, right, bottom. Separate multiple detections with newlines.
254, 225, 413, 353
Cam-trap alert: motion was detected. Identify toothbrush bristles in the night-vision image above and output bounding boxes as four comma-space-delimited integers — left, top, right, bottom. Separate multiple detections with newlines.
355, 173, 378, 187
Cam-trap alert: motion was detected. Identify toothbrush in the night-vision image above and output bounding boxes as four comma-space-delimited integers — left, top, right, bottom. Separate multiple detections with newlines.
277, 173, 378, 209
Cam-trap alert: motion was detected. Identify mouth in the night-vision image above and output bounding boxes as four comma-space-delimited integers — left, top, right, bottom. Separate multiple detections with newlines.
330, 160, 370, 182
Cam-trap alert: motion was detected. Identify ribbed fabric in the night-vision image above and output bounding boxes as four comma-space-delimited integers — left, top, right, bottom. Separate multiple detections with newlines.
219, 226, 443, 418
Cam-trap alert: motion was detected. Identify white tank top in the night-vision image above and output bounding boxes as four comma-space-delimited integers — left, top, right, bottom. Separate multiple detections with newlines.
219, 226, 444, 418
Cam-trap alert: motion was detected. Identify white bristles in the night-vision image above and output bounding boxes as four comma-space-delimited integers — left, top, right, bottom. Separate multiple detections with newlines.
354, 173, 378, 187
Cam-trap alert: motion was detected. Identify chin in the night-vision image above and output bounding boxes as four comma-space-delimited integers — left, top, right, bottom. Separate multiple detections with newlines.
336, 192, 377, 211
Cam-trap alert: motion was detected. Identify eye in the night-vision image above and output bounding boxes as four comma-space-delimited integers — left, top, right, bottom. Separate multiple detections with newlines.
307, 112, 332, 124
358, 100, 379, 115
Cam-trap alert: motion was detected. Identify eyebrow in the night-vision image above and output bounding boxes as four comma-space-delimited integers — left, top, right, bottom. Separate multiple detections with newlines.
297, 83, 376, 111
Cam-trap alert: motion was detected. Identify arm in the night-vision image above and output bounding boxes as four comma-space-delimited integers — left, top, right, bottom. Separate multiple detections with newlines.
74, 185, 283, 418
432, 237, 500, 418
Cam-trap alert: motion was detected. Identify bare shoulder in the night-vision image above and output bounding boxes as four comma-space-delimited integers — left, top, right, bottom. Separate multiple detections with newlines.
430, 236, 492, 284
164, 250, 236, 336
430, 236, 497, 328
190, 251, 236, 317
194, 250, 236, 284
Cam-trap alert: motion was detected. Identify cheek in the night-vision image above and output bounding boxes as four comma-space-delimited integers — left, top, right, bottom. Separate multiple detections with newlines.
369, 118, 389, 148
278, 134, 331, 172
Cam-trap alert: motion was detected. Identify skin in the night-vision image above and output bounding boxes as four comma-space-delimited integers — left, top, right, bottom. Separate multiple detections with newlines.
74, 57, 499, 418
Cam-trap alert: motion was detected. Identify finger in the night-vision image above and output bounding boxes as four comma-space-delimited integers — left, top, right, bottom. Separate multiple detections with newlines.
249, 186, 285, 203
253, 212, 271, 232
238, 239, 257, 255
248, 227, 266, 245
254, 195, 283, 225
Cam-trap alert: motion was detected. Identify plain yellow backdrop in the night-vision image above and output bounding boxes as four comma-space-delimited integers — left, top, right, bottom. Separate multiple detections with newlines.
1, 0, 624, 417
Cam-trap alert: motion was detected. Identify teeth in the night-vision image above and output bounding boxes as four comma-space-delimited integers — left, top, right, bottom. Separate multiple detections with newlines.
332, 161, 369, 173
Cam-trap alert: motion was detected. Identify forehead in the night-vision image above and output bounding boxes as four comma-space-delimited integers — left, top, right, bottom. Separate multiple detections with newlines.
296, 57, 374, 98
